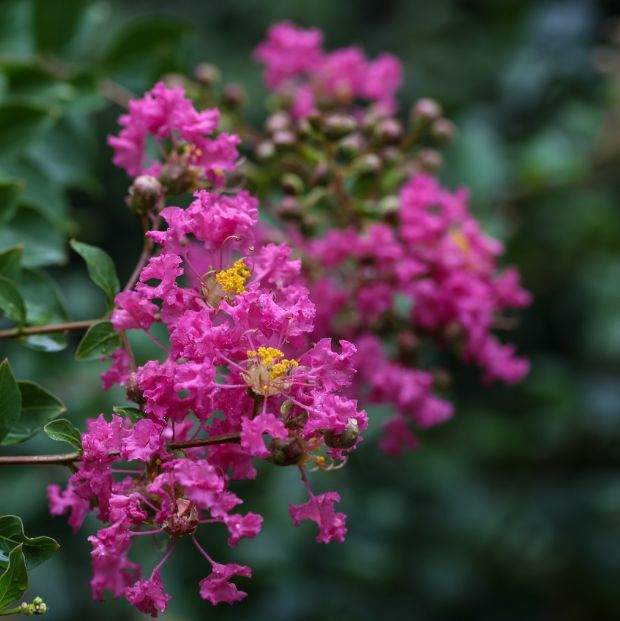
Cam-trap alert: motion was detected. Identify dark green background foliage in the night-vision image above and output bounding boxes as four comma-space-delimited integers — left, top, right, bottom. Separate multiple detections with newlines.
1, 0, 620, 619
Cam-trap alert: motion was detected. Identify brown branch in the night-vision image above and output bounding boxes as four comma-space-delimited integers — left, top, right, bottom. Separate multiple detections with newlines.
0, 433, 242, 467
0, 319, 99, 341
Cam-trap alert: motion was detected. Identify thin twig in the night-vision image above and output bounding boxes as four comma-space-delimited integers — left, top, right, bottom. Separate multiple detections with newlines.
0, 433, 242, 467
0, 319, 99, 341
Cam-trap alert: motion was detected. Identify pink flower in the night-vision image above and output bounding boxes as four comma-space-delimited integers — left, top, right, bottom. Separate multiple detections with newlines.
121, 419, 165, 462
125, 571, 171, 617
240, 413, 288, 458
199, 562, 252, 605
289, 491, 347, 544
253, 21, 323, 88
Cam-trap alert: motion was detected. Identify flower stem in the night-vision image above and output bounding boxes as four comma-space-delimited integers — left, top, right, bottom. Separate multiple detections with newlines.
0, 433, 242, 467
0, 319, 99, 341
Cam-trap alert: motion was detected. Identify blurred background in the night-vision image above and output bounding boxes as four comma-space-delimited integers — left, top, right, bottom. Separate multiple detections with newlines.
1, 0, 620, 619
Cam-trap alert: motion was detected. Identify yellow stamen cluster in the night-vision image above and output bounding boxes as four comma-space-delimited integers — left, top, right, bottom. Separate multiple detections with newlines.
215, 259, 251, 294
449, 228, 471, 255
246, 347, 299, 380
183, 144, 204, 158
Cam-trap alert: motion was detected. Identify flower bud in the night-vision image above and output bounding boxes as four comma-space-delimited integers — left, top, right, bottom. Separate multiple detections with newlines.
336, 133, 364, 162
127, 175, 163, 214
377, 195, 400, 215
323, 419, 359, 449
265, 111, 291, 133
255, 140, 276, 160
431, 118, 457, 143
125, 373, 145, 405
374, 118, 403, 143
269, 436, 305, 466
431, 367, 452, 391
411, 98, 442, 123
310, 163, 332, 185
323, 114, 357, 139
272, 130, 296, 147
222, 83, 246, 109
194, 62, 221, 86
276, 196, 301, 219
353, 153, 382, 175
417, 148, 443, 172
159, 163, 196, 195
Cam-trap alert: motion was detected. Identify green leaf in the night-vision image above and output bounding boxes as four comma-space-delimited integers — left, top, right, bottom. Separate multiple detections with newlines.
32, 0, 86, 55
70, 240, 119, 310
0, 545, 27, 609
0, 207, 66, 267
0, 276, 26, 325
0, 517, 59, 571
75, 320, 122, 361
112, 406, 144, 422
0, 180, 23, 225
0, 246, 23, 284
43, 418, 82, 450
102, 18, 190, 71
0, 360, 21, 443
1, 381, 67, 445
0, 103, 53, 164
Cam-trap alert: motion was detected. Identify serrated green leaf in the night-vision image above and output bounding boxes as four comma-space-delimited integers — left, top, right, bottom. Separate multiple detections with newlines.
1, 381, 67, 445
0, 246, 22, 284
75, 320, 121, 361
0, 360, 21, 443
0, 516, 59, 571
0, 276, 26, 324
0, 544, 27, 609
70, 240, 119, 310
0, 180, 23, 225
43, 418, 82, 450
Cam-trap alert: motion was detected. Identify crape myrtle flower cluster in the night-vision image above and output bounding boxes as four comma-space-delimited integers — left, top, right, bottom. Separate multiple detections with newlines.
249, 22, 531, 455
44, 19, 531, 617
49, 82, 367, 616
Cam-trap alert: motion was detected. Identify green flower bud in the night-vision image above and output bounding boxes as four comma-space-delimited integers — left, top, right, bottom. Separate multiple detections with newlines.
193, 62, 221, 87
268, 437, 305, 466
222, 83, 246, 109
323, 419, 359, 449
431, 118, 457, 143
410, 98, 442, 123
127, 175, 164, 214
323, 114, 357, 139
281, 173, 305, 196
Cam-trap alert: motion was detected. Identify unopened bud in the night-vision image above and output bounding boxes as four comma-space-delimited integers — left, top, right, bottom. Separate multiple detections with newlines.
417, 148, 443, 172
125, 373, 145, 405
323, 419, 359, 449
411, 98, 442, 123
222, 83, 246, 109
127, 175, 163, 214
276, 196, 301, 219
377, 195, 400, 215
354, 153, 382, 175
431, 118, 457, 142
163, 73, 189, 89
336, 133, 364, 162
265, 111, 291, 133
159, 163, 196, 195
255, 140, 276, 160
374, 118, 403, 143
310, 163, 332, 185
323, 114, 357, 139
269, 436, 305, 466
431, 368, 452, 391
272, 130, 296, 147
194, 62, 221, 86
